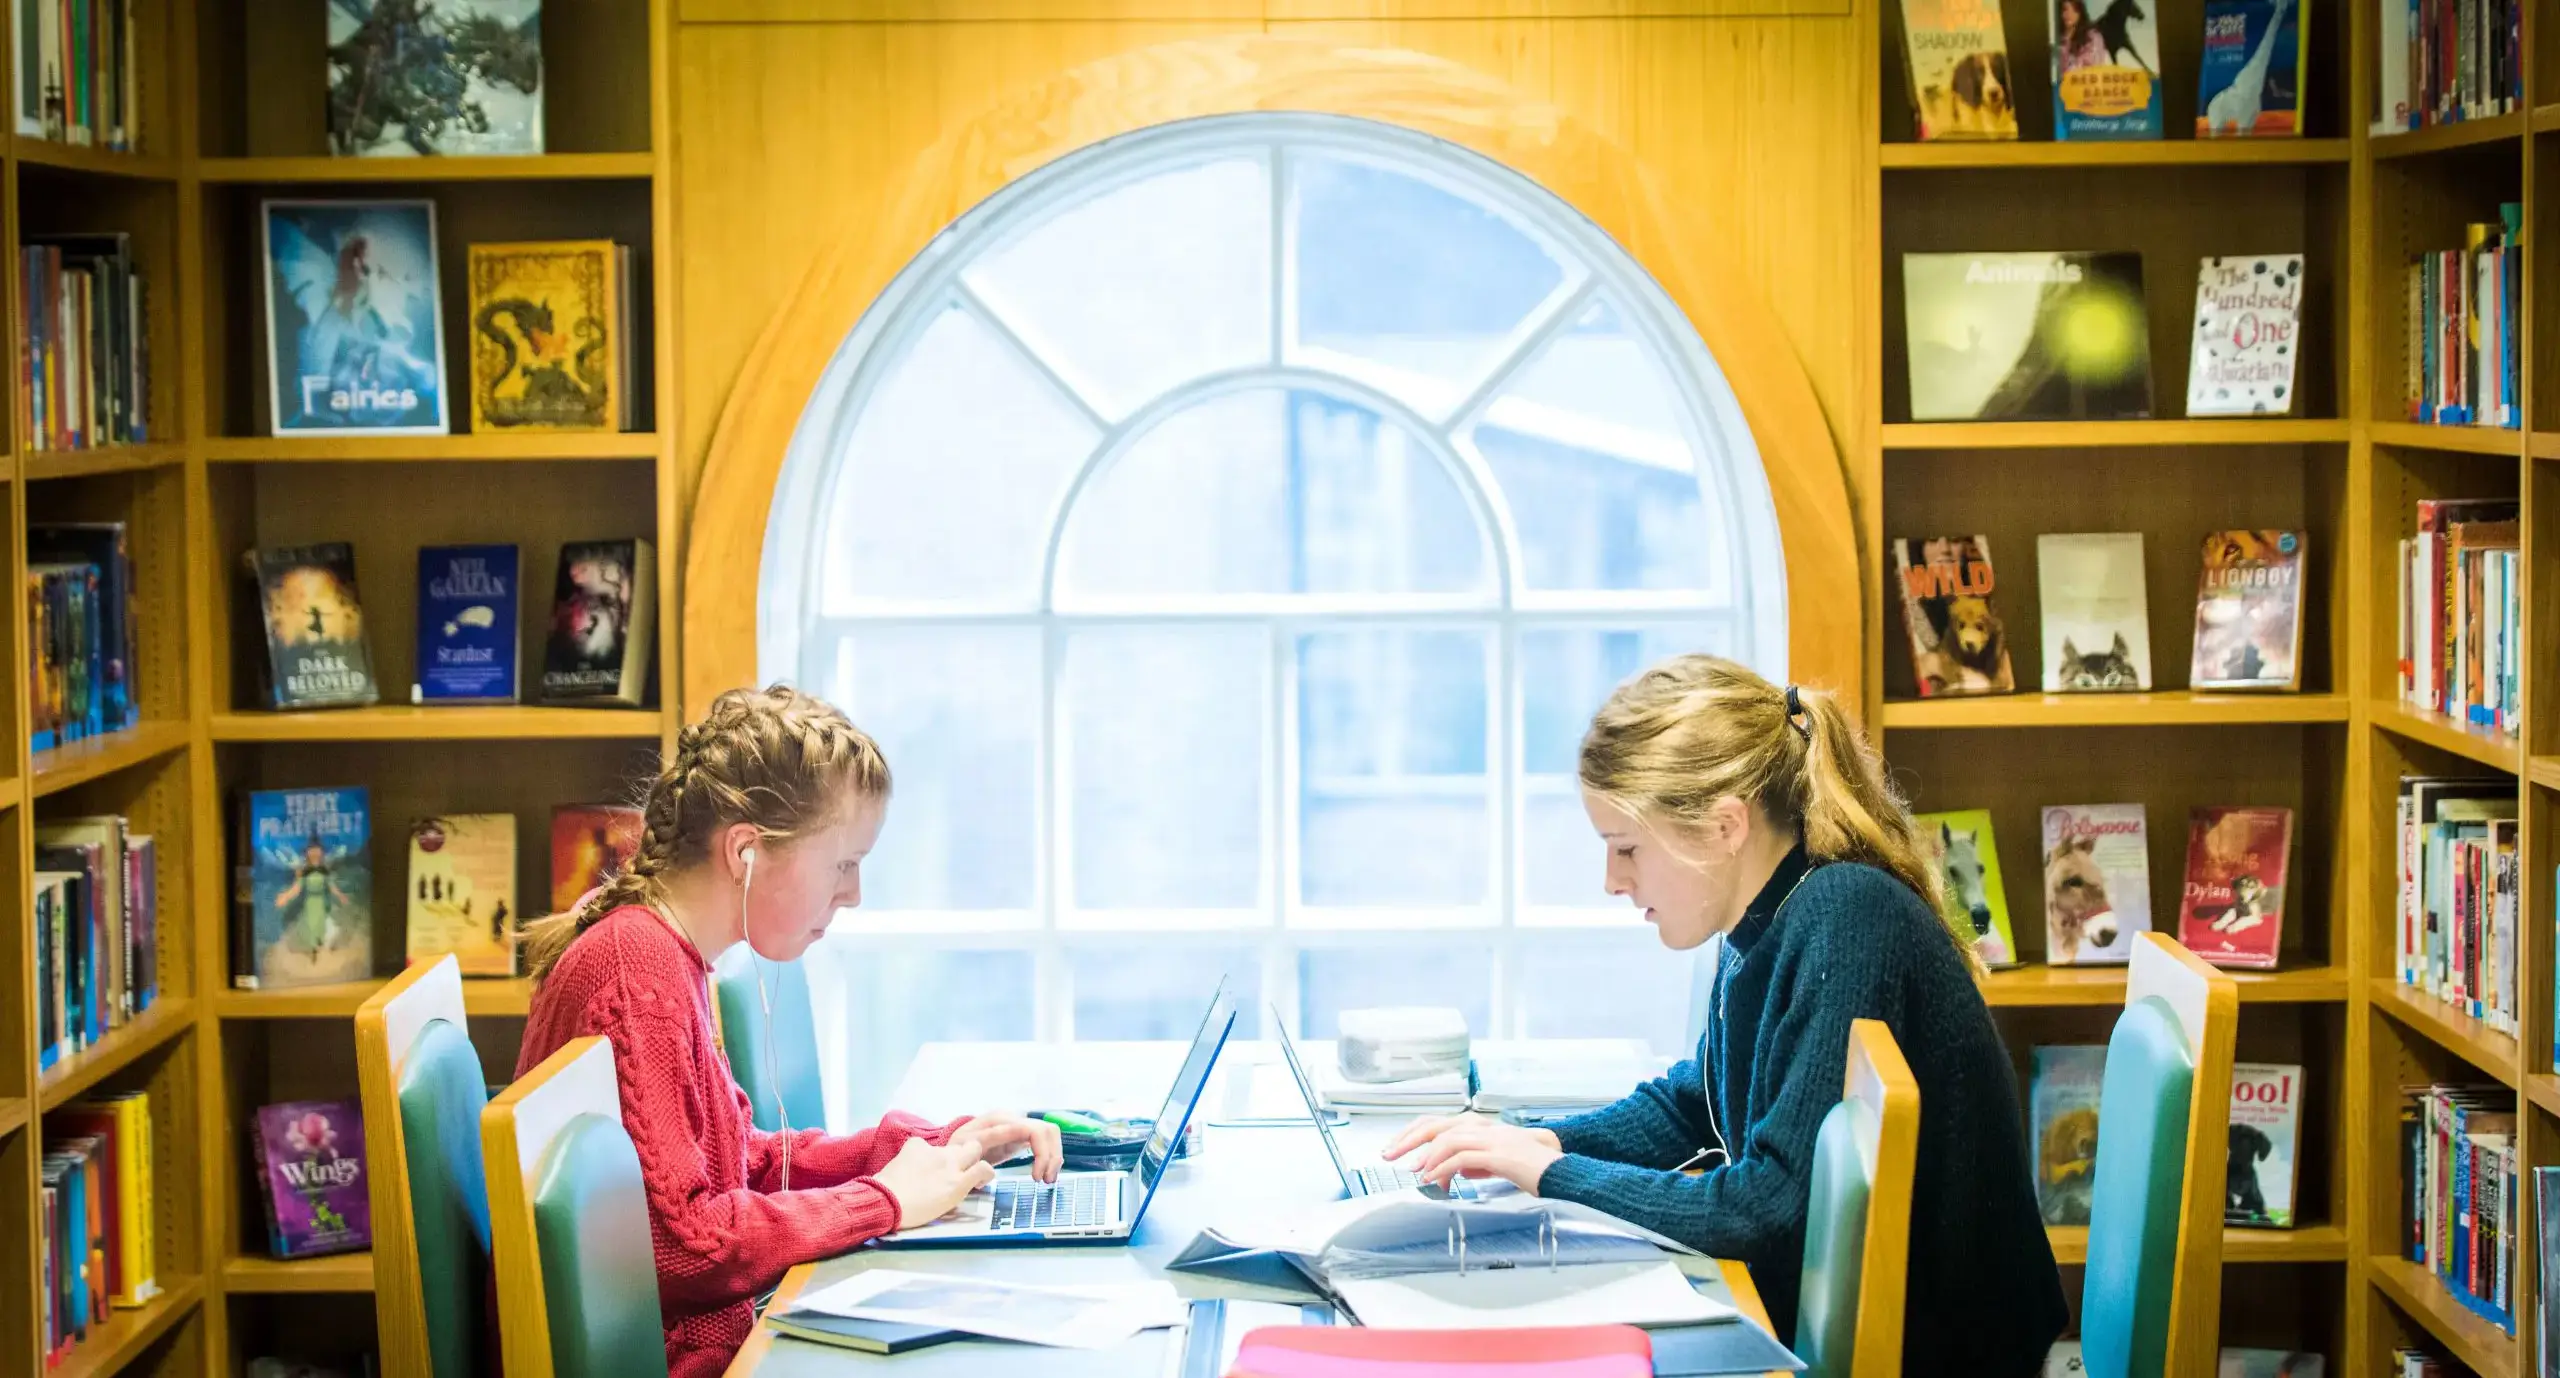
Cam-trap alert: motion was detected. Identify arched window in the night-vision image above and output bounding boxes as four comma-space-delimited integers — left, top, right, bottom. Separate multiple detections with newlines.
760, 114, 1788, 1113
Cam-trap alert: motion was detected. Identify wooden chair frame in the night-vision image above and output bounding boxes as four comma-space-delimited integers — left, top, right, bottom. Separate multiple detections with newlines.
484, 1035, 627, 1378
1840, 1017, 1920, 1378
353, 955, 469, 1378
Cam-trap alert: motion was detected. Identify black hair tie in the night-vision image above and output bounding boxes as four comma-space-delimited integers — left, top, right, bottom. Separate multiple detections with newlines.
1783, 684, 1812, 741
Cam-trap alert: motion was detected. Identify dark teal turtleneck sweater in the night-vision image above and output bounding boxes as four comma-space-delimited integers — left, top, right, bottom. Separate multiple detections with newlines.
1536, 843, 2068, 1377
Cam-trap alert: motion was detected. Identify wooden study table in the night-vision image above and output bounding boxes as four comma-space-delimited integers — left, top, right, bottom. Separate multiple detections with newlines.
725, 1040, 1785, 1377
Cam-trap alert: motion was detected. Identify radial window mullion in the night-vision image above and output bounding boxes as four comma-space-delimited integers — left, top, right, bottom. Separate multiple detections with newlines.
1440, 273, 1602, 436
953, 279, 1114, 433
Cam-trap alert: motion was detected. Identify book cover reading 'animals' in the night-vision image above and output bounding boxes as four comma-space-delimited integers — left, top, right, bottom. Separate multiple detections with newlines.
249, 544, 379, 710
2040, 803, 2151, 965
237, 788, 371, 991
467, 240, 624, 433
2038, 532, 2153, 692
1893, 535, 2015, 697
2051, 0, 2162, 139
1898, 0, 2018, 141
405, 814, 518, 977
2192, 529, 2304, 690
252, 1099, 369, 1259
2178, 805, 2293, 969
260, 199, 446, 435
1903, 251, 2153, 421
2032, 1045, 2108, 1224
414, 543, 518, 705
2225, 1062, 2302, 1228
2197, 0, 2303, 138
1916, 809, 2019, 968
2187, 255, 2304, 416
550, 804, 642, 912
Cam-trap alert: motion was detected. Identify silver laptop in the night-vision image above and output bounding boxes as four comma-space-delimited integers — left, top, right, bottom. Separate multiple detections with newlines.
1269, 1007, 1475, 1202
880, 983, 1238, 1245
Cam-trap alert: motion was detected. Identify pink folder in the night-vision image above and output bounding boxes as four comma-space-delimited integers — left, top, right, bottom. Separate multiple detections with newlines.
1227, 1324, 1656, 1378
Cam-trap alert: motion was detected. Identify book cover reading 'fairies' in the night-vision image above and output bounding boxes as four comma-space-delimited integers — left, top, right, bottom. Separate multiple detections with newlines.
253, 1099, 370, 1258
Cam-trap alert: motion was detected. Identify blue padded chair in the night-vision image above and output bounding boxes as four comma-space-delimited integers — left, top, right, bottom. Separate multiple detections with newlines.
714, 945, 826, 1133
356, 956, 495, 1378
1793, 1018, 1919, 1378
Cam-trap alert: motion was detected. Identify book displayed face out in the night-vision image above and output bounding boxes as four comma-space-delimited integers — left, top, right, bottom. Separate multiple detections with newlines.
1902, 252, 2152, 422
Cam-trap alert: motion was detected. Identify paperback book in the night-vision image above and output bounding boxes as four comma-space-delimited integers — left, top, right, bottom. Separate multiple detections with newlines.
2031, 1045, 2107, 1225
550, 804, 643, 912
2197, 0, 2304, 137
414, 543, 519, 704
2192, 530, 2304, 690
467, 240, 629, 432
2040, 803, 2151, 964
405, 814, 518, 977
261, 199, 447, 435
1892, 535, 2015, 696
1903, 251, 2153, 421
2051, 0, 2161, 139
1915, 809, 2019, 967
2226, 1062, 2303, 1228
252, 1099, 370, 1258
2187, 255, 2304, 415
236, 788, 372, 990
2038, 532, 2152, 692
1897, 0, 2019, 140
2177, 806, 2294, 970
541, 538, 656, 706
248, 543, 379, 709
327, 0, 543, 157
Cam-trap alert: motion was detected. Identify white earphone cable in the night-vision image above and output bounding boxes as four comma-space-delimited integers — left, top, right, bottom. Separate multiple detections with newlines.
743, 845, 792, 1192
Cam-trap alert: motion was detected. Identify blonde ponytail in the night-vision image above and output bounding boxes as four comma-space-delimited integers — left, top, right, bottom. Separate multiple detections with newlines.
1579, 655, 1975, 968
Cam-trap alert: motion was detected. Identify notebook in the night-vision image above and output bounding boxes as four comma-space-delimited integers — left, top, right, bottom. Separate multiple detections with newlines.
760, 1311, 961, 1354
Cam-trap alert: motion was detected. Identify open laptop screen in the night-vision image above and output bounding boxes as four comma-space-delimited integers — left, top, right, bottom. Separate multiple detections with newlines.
1129, 985, 1238, 1212
1269, 1012, 1355, 1193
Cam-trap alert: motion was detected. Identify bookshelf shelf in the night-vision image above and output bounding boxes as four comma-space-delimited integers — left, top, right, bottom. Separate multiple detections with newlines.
199, 152, 656, 183
0, 1097, 25, 1141
200, 432, 660, 463
1880, 692, 2350, 730
2377, 704, 2524, 775
2530, 757, 2560, 792
2534, 432, 2560, 461
37, 999, 195, 1112
2526, 1075, 2560, 1120
2372, 981, 2521, 1089
2370, 113, 2529, 159
212, 707, 664, 743
1881, 140, 2350, 170
1882, 419, 2348, 449
22, 444, 186, 480
29, 720, 190, 798
2046, 1223, 2347, 1266
50, 1276, 205, 1378
217, 979, 535, 1020
2370, 420, 2529, 457
2536, 104, 2560, 134
222, 1251, 377, 1294
1979, 964, 2346, 1007
10, 136, 177, 182
0, 451, 13, 481
2370, 1256, 2518, 1377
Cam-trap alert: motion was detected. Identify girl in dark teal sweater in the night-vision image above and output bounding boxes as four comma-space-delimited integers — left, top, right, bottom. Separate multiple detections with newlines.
1385, 656, 2066, 1377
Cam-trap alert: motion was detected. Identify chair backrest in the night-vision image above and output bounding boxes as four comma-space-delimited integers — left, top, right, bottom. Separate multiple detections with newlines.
1793, 1018, 1920, 1378
484, 1036, 669, 1378
355, 957, 494, 1378
712, 947, 824, 1132
2079, 934, 2237, 1378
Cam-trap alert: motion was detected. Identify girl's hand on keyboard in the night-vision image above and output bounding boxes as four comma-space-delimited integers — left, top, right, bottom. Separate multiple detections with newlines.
874, 1134, 1000, 1227
1396, 1120, 1565, 1196
950, 1112, 1065, 1182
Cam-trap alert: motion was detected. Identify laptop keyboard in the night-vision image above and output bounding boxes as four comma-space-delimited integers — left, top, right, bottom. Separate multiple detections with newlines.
1356, 1164, 1426, 1194
992, 1175, 1113, 1231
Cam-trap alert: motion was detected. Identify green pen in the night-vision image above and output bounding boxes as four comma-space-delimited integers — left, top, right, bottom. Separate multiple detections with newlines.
1035, 1109, 1109, 1136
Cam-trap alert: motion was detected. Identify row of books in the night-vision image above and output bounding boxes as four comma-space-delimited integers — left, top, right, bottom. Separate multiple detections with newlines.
249, 539, 655, 711
36, 814, 157, 1071
2374, 0, 2522, 132
40, 1092, 159, 1368
2395, 775, 2516, 1035
2406, 210, 2522, 430
1896, 0, 2303, 142
2400, 1083, 2517, 1335
7, 0, 140, 150
262, 201, 634, 436
1921, 804, 2296, 972
18, 235, 151, 453
1905, 252, 2304, 422
2395, 498, 2518, 736
28, 521, 141, 753
231, 788, 641, 990
1894, 529, 2304, 699
2032, 1052, 2303, 1229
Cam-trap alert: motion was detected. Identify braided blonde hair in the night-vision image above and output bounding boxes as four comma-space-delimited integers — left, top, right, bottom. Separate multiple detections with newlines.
523, 684, 893, 983
1578, 655, 1976, 967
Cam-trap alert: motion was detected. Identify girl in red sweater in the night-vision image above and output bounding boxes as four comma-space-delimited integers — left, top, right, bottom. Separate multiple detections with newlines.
516, 685, 1061, 1378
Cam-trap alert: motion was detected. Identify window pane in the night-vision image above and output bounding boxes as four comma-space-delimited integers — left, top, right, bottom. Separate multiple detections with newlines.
1519, 626, 1729, 908
812, 943, 1034, 1122
1298, 946, 1492, 1037
1056, 389, 1491, 603
1291, 155, 1570, 419
1299, 630, 1490, 909
1517, 936, 1696, 1055
1067, 627, 1266, 910
964, 155, 1271, 421
835, 627, 1038, 910
1070, 947, 1264, 1040
1472, 300, 1719, 593
821, 303, 1099, 608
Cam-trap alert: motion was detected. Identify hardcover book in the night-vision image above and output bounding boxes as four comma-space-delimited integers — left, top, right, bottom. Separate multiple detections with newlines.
467, 240, 624, 432
2187, 255, 2304, 415
1898, 0, 2018, 140
251, 1099, 370, 1258
2197, 0, 2304, 137
1903, 251, 2153, 421
414, 543, 518, 705
2031, 1045, 2107, 1225
2051, 0, 2162, 139
1915, 809, 2018, 967
405, 814, 518, 977
261, 199, 447, 435
2178, 806, 2293, 969
550, 804, 643, 912
2039, 532, 2152, 692
2225, 1063, 2303, 1228
2040, 803, 2151, 964
541, 538, 656, 706
248, 543, 379, 709
1892, 535, 2015, 696
327, 0, 543, 157
237, 788, 372, 990
2192, 529, 2305, 689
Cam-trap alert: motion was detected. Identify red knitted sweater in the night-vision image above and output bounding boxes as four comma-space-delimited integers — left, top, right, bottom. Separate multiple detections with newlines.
518, 905, 957, 1378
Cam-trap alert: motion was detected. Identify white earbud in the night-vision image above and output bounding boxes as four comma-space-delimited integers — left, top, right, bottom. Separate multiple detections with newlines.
738, 838, 792, 1188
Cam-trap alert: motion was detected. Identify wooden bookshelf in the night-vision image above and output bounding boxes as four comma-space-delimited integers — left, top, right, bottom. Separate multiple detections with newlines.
2371, 981, 2522, 1090
214, 979, 534, 1020
2368, 112, 2528, 159
197, 153, 654, 183
2369, 419, 2532, 456
210, 708, 664, 743
1882, 139, 2351, 170
50, 1277, 208, 1378
2534, 431, 2560, 461
220, 1252, 375, 1295
2377, 703, 2525, 775
2369, 1257, 2518, 1377
10, 137, 178, 182
36, 999, 195, 1111
0, 1096, 26, 1140
1883, 419, 2350, 449
1978, 963, 2349, 1007
198, 433, 659, 463
2046, 1223, 2351, 1266
29, 721, 191, 798
1880, 691, 2352, 730
21, 444, 186, 480
2532, 757, 2560, 792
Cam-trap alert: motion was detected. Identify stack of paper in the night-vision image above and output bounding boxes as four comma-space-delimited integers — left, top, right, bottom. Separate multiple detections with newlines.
1470, 1041, 1659, 1114
784, 1270, 1188, 1351
1339, 1007, 1471, 1083
1316, 1060, 1471, 1114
